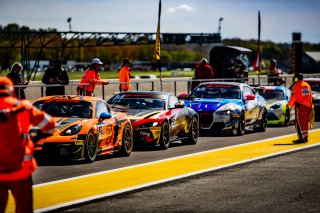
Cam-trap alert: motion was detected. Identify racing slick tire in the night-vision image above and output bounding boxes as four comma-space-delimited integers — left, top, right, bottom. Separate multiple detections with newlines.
232, 112, 245, 136
118, 124, 133, 156
284, 108, 290, 126
84, 131, 98, 163
256, 111, 267, 132
160, 121, 170, 149
182, 117, 199, 145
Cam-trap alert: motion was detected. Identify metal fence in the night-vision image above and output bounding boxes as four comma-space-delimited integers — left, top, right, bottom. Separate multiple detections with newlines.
14, 74, 320, 101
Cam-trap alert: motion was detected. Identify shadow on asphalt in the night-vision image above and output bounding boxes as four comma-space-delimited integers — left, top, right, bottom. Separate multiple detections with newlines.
273, 143, 298, 146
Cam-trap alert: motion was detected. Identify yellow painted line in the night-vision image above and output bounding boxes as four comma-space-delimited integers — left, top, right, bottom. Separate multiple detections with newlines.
6, 129, 320, 212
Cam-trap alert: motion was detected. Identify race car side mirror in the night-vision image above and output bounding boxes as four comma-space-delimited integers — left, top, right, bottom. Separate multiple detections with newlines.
99, 112, 112, 122
178, 93, 194, 101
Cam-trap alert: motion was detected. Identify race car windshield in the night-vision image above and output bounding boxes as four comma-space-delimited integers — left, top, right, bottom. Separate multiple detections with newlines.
257, 89, 284, 100
111, 98, 165, 110
190, 85, 241, 99
34, 101, 92, 118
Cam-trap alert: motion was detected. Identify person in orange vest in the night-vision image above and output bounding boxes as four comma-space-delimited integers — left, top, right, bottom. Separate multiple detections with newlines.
288, 73, 313, 143
119, 58, 131, 92
77, 58, 109, 96
0, 77, 55, 213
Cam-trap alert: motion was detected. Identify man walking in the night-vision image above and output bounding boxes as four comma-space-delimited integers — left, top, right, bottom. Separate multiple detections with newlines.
288, 73, 313, 143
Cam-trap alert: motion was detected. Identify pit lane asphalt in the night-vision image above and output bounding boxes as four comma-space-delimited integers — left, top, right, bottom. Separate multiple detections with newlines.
33, 122, 320, 184
33, 122, 320, 212
61, 141, 320, 213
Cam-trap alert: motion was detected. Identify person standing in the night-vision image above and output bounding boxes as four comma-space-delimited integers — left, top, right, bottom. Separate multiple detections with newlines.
77, 58, 108, 96
7, 62, 29, 100
268, 59, 284, 85
234, 59, 247, 83
192, 58, 215, 90
196, 58, 214, 79
42, 60, 69, 96
0, 77, 55, 213
288, 73, 313, 143
119, 58, 131, 92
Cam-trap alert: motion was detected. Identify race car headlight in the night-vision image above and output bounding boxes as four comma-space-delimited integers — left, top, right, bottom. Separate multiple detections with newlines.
215, 103, 238, 116
270, 103, 281, 110
140, 122, 159, 128
216, 109, 233, 116
61, 124, 82, 136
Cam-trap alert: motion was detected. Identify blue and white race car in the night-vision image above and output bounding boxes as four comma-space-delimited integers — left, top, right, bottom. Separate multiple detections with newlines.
254, 86, 295, 126
180, 82, 267, 135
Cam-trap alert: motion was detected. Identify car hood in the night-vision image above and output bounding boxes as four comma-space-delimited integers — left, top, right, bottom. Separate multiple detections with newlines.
188, 98, 243, 112
54, 117, 85, 131
266, 100, 287, 107
126, 109, 166, 121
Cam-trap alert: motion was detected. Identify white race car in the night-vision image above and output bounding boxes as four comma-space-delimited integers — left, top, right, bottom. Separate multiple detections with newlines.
254, 86, 295, 126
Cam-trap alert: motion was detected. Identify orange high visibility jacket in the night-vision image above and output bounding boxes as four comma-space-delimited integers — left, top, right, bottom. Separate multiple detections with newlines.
78, 69, 102, 92
0, 96, 55, 181
288, 80, 313, 108
119, 66, 131, 91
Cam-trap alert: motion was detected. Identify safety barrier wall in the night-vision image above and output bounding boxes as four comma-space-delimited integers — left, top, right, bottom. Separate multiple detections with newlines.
15, 74, 320, 102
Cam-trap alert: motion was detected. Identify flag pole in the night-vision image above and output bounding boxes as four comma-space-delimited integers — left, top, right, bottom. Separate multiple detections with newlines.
257, 10, 261, 85
155, 0, 162, 91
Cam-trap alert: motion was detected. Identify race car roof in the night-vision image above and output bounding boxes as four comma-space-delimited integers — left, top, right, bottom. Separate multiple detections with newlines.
115, 91, 173, 99
253, 86, 286, 91
34, 95, 103, 103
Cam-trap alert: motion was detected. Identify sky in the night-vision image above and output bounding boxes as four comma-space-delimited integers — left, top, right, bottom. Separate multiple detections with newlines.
0, 0, 319, 43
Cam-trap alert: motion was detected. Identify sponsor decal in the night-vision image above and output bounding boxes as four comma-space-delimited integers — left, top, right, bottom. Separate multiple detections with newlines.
302, 88, 310, 96
74, 140, 84, 145
150, 127, 161, 131
232, 114, 240, 118
140, 131, 151, 137
98, 126, 104, 134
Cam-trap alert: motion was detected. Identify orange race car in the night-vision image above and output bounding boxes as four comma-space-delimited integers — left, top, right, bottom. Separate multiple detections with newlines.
30, 95, 133, 162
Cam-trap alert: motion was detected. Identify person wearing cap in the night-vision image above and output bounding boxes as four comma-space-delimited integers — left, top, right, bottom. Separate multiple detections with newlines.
288, 73, 313, 143
7, 62, 29, 100
119, 58, 131, 92
77, 58, 108, 96
42, 60, 69, 96
0, 77, 55, 213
